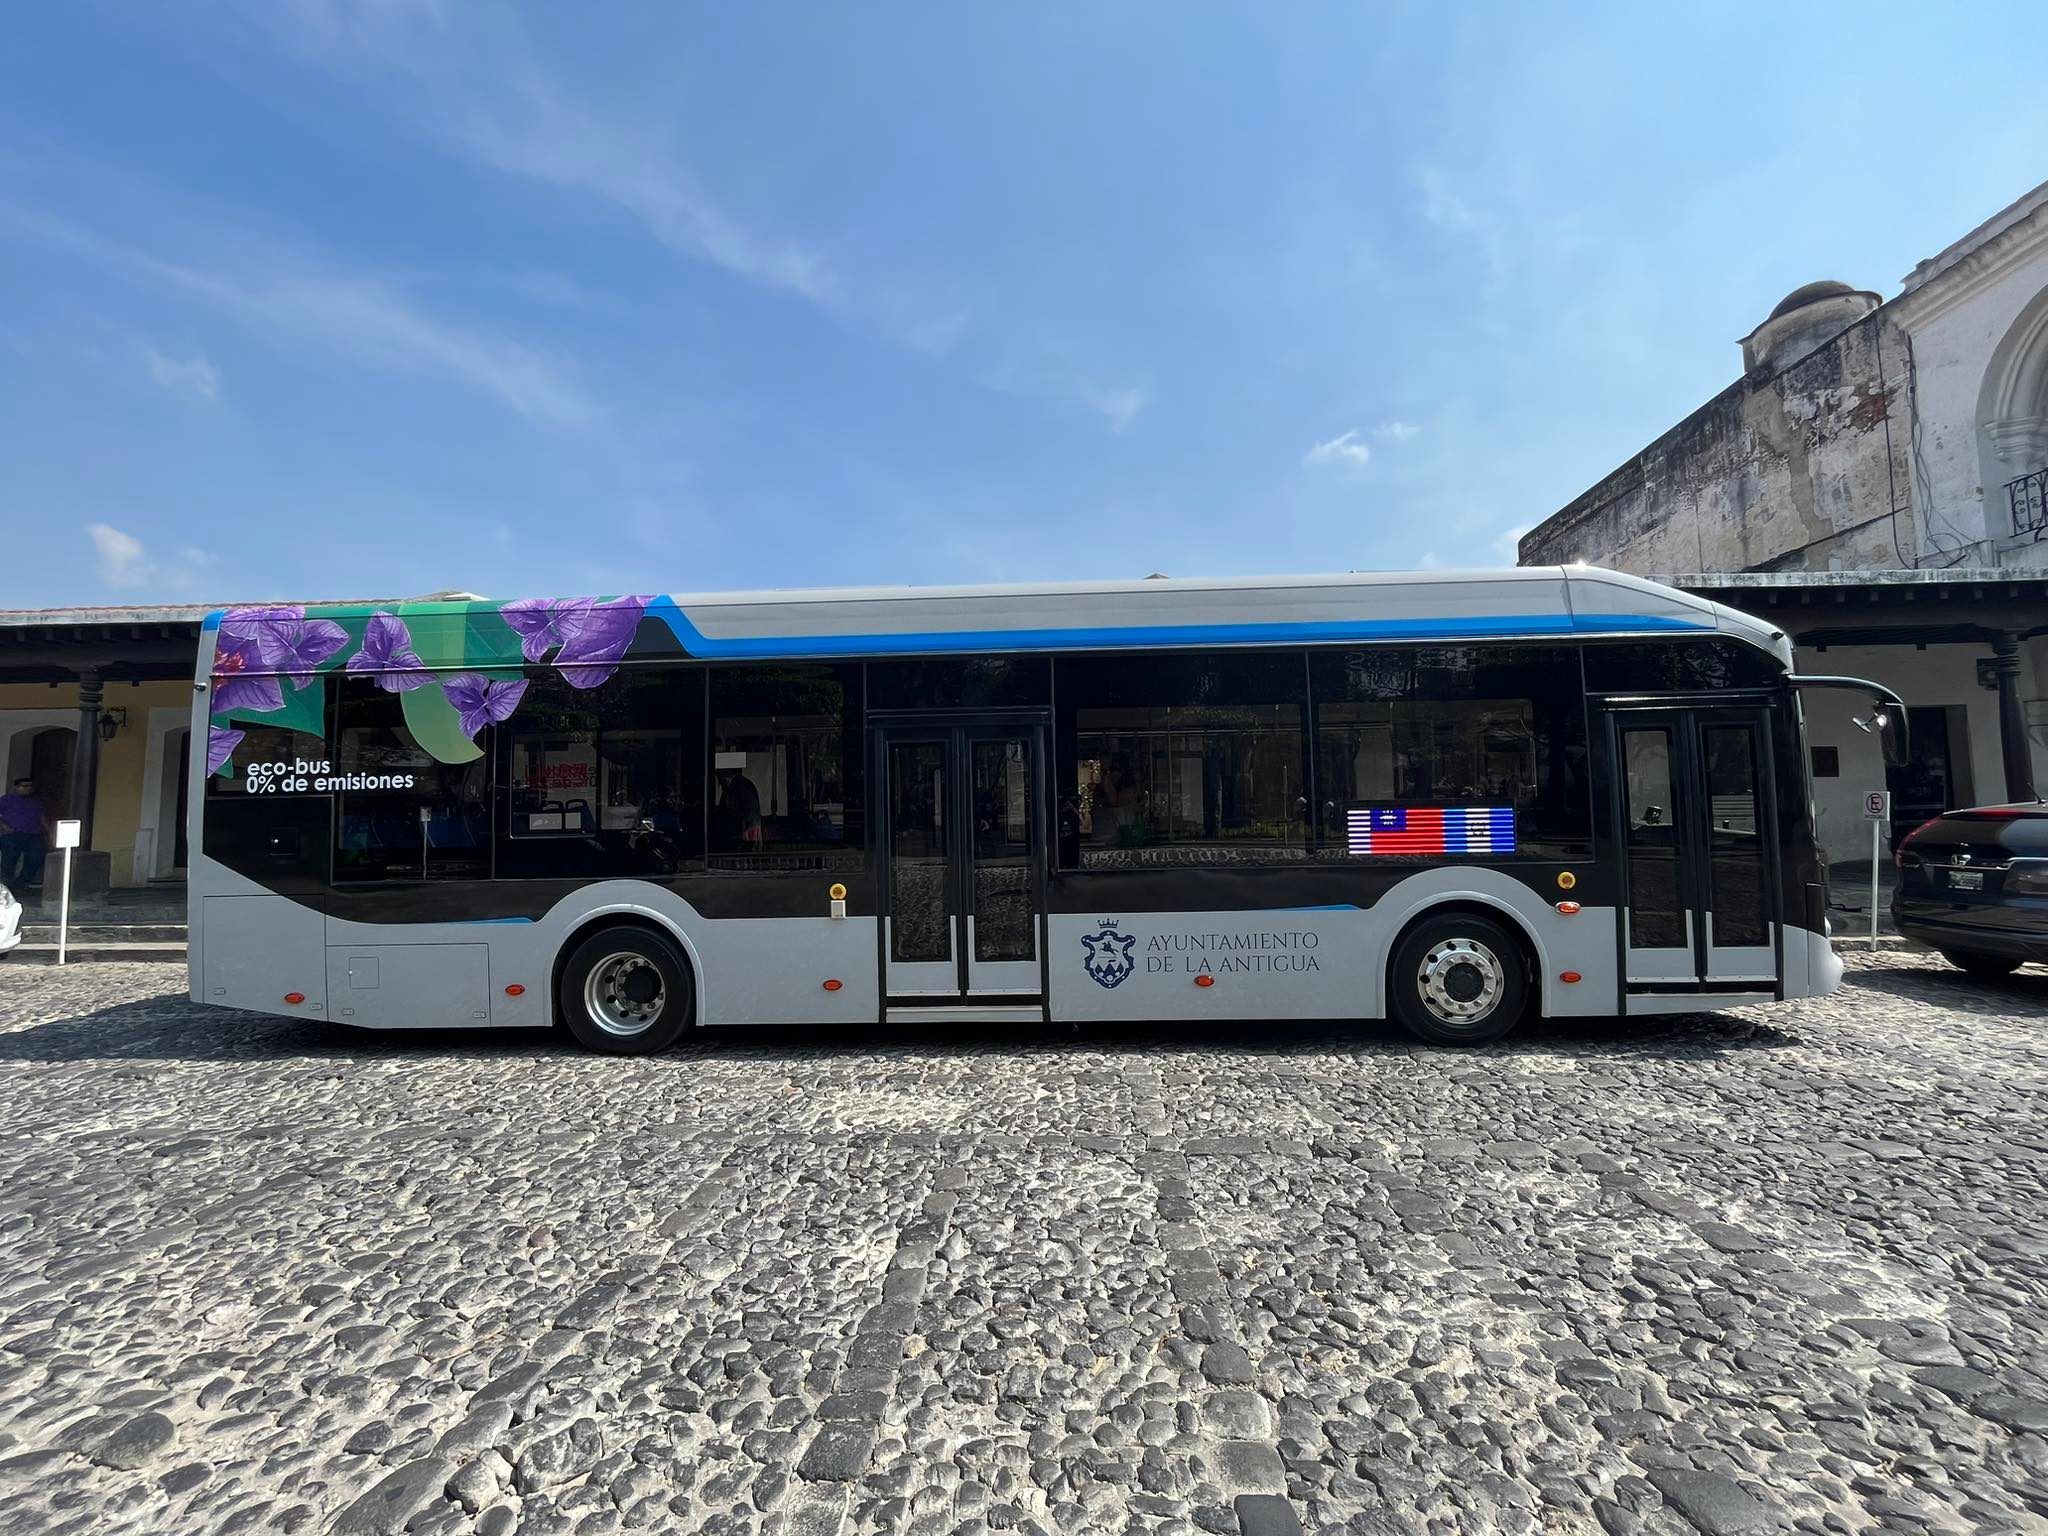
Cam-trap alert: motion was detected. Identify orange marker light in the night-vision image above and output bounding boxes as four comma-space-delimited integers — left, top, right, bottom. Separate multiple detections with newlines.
823, 978, 844, 991
1194, 975, 1216, 988
1560, 971, 1582, 984
1557, 901, 1581, 915
1557, 871, 1577, 891
504, 984, 526, 997
283, 992, 305, 1005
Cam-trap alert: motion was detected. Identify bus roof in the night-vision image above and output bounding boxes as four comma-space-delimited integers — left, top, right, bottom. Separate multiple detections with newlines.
202, 566, 1791, 668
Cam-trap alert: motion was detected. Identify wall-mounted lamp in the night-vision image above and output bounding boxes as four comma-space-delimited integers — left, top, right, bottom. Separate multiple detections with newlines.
98, 707, 129, 743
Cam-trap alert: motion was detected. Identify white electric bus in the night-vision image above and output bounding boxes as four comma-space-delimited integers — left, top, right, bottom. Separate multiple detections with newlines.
187, 568, 1898, 1051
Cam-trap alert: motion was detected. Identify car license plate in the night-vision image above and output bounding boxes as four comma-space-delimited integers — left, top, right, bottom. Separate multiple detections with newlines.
1949, 870, 1984, 890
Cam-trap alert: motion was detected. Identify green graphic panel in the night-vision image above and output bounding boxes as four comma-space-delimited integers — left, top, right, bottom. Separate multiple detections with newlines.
219, 678, 326, 737
402, 683, 483, 765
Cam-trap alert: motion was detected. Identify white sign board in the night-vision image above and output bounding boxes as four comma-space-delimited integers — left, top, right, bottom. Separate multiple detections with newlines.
52, 818, 81, 850
1864, 791, 1890, 820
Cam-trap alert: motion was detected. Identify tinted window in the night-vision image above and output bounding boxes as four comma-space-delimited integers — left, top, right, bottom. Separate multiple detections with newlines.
202, 688, 334, 888
1311, 645, 1590, 858
868, 657, 1051, 710
331, 678, 491, 882
499, 667, 705, 878
709, 664, 864, 870
1583, 639, 1784, 693
1056, 651, 1307, 867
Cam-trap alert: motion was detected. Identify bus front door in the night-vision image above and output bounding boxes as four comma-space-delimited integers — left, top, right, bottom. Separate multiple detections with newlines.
877, 721, 1047, 1015
1611, 709, 1780, 993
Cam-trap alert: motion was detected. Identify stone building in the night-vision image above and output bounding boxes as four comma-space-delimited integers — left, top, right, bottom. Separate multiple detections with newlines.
1521, 181, 2048, 864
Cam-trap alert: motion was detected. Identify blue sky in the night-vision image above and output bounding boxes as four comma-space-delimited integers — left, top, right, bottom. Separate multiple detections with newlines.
4, 2, 2045, 609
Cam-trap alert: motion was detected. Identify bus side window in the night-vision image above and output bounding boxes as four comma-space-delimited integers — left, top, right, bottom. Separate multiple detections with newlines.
497, 667, 705, 879
707, 664, 864, 871
1308, 644, 1591, 859
1056, 650, 1308, 867
330, 678, 490, 883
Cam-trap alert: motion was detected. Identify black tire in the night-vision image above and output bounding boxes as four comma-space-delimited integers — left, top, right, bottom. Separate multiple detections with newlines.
557, 926, 695, 1055
1388, 912, 1530, 1046
1942, 950, 2022, 980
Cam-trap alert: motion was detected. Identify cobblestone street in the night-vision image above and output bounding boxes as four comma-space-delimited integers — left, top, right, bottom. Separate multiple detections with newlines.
0, 953, 2045, 1536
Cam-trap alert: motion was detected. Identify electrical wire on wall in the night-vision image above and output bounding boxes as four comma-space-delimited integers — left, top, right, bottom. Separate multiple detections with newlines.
1898, 329, 1979, 566
1874, 318, 1914, 567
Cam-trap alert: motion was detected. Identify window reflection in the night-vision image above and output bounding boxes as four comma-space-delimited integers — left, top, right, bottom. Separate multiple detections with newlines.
1310, 646, 1591, 858
1057, 651, 1307, 866
499, 669, 704, 878
709, 665, 864, 870
332, 679, 490, 883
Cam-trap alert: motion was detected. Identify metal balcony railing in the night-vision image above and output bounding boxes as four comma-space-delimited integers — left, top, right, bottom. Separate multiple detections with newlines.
2010, 466, 2048, 541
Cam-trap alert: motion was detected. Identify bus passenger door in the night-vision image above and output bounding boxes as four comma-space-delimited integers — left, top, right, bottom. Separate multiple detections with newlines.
1611, 709, 1780, 991
962, 731, 1043, 996
877, 720, 1048, 1013
881, 734, 959, 998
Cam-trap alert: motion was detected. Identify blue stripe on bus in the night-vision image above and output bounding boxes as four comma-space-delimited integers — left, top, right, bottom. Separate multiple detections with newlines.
644, 599, 1708, 658
200, 599, 1710, 651
463, 917, 534, 925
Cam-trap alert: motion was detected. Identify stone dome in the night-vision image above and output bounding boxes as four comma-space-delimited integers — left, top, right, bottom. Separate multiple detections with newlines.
1768, 280, 1862, 321
1741, 281, 1881, 375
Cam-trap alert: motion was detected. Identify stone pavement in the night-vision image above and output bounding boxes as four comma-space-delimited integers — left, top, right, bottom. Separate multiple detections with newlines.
0, 953, 2045, 1536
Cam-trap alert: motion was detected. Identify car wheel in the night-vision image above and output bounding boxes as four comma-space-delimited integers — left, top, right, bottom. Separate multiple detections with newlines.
1942, 950, 2021, 980
1388, 912, 1530, 1046
558, 927, 695, 1055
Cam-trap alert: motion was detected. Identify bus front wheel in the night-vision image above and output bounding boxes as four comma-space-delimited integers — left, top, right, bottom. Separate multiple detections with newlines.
558, 926, 696, 1055
1388, 912, 1529, 1046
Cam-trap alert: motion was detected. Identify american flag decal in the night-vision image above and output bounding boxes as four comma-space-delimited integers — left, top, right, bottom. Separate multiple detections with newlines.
1347, 805, 1517, 856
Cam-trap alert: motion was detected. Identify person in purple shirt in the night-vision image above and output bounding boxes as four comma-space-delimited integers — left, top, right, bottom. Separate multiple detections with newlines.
0, 777, 49, 889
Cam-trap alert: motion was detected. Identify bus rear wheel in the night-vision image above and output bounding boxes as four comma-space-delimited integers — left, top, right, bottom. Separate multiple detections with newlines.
1388, 912, 1529, 1046
559, 927, 695, 1055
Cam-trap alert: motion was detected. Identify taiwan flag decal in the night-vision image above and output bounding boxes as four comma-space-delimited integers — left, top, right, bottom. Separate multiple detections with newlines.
1346, 805, 1516, 856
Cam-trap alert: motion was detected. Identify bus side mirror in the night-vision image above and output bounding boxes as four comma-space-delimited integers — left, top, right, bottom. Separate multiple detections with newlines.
1853, 706, 1909, 769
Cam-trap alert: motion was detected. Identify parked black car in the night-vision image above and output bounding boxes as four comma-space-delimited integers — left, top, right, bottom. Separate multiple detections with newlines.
1894, 803, 2048, 976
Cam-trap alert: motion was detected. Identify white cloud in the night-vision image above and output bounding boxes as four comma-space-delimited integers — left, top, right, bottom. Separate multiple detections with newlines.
237, 2, 836, 305
87, 524, 217, 593
1081, 383, 1146, 434
1414, 549, 1446, 570
1304, 429, 1372, 469
1492, 521, 1535, 565
1416, 164, 1507, 276
1375, 420, 1420, 442
88, 524, 150, 587
2, 202, 594, 424
146, 348, 219, 401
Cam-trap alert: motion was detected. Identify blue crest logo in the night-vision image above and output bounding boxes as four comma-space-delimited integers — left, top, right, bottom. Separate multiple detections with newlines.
1081, 920, 1137, 989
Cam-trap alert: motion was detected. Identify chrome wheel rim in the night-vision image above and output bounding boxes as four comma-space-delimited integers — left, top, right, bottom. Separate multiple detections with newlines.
584, 953, 665, 1037
1416, 937, 1503, 1025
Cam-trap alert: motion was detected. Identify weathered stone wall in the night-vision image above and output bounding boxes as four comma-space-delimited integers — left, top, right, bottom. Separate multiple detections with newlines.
1520, 312, 1916, 574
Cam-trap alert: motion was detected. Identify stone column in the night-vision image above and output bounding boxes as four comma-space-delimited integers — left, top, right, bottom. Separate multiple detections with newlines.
1991, 635, 2037, 803
69, 668, 103, 847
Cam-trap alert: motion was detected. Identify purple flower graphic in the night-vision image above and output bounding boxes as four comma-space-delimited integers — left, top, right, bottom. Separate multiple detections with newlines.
206, 725, 244, 776
501, 595, 649, 689
212, 605, 349, 709
555, 596, 648, 688
501, 597, 594, 664
209, 621, 284, 715
346, 612, 431, 692
443, 673, 528, 738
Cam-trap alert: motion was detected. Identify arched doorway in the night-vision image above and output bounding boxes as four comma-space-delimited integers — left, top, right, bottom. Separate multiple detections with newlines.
28, 728, 74, 823
170, 727, 190, 870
